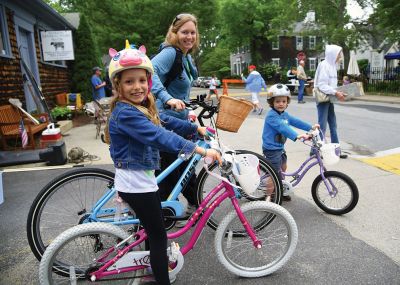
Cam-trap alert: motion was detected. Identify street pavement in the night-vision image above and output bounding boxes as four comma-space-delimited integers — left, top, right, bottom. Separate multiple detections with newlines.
0, 89, 399, 284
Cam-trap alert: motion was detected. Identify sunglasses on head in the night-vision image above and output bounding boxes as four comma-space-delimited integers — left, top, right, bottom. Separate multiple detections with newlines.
172, 13, 196, 26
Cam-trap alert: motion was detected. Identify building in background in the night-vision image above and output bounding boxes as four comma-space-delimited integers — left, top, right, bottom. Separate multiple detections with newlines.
0, 0, 75, 112
230, 11, 324, 76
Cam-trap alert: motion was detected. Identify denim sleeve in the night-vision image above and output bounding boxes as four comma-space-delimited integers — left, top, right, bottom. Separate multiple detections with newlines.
159, 112, 197, 137
151, 48, 176, 104
118, 108, 196, 155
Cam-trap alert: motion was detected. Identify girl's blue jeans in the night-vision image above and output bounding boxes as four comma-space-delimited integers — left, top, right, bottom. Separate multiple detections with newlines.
317, 101, 339, 143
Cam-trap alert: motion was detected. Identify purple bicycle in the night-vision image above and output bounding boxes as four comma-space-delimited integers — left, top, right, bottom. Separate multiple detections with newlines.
39, 138, 298, 284
279, 129, 359, 215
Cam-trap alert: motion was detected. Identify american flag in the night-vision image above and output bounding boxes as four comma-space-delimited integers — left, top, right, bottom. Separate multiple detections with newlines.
19, 119, 28, 148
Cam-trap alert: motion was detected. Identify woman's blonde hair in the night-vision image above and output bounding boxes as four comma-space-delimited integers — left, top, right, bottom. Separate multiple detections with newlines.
165, 13, 200, 54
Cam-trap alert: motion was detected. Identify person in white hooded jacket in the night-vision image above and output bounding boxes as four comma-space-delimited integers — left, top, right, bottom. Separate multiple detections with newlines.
314, 44, 347, 159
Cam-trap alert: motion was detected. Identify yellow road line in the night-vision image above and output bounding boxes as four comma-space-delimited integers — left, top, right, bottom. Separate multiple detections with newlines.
360, 154, 400, 175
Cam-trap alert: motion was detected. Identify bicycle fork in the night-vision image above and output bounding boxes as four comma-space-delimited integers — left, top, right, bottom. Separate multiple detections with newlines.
230, 197, 262, 249
319, 165, 338, 197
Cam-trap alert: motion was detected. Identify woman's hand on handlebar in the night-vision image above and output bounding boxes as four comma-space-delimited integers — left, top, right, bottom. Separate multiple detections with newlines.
167, 98, 186, 111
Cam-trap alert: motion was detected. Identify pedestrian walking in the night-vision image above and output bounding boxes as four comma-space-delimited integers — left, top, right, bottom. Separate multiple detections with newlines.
242, 65, 267, 115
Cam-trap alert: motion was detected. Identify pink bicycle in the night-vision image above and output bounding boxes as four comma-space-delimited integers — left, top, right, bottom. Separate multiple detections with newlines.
39, 137, 298, 284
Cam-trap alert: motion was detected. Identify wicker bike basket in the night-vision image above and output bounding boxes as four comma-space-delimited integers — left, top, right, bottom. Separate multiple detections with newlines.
216, 96, 254, 132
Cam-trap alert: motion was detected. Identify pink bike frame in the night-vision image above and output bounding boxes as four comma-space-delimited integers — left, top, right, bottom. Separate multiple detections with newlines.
90, 179, 262, 280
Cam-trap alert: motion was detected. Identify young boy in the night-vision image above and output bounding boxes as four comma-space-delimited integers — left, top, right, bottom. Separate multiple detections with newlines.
262, 84, 319, 201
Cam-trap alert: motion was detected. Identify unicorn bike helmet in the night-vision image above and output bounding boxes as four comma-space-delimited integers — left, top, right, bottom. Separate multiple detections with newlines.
267, 83, 291, 104
108, 40, 154, 93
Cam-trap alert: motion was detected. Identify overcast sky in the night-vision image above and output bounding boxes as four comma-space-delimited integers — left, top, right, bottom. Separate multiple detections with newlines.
347, 0, 373, 20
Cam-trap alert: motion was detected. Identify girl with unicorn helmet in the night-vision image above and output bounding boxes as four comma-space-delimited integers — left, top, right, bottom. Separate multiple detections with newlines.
107, 40, 221, 284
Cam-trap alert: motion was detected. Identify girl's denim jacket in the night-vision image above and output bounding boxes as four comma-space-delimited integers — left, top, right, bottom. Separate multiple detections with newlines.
109, 102, 197, 170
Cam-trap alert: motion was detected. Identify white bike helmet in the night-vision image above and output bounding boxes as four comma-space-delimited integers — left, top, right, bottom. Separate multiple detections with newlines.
267, 83, 291, 104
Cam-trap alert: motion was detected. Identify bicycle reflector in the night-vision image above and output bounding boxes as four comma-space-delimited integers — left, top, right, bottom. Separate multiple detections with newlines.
232, 154, 260, 195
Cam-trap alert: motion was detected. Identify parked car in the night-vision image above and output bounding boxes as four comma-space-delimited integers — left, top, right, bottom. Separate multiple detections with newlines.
192, 76, 205, 87
200, 76, 212, 88
199, 77, 222, 88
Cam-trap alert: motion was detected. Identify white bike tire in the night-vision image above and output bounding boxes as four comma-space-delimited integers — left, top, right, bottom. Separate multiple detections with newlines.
214, 201, 298, 277
39, 222, 129, 285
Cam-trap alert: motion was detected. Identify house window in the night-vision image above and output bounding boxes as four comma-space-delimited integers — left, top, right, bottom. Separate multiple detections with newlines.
309, 57, 316, 71
272, 58, 280, 67
38, 28, 66, 66
296, 36, 303, 50
272, 36, 279, 50
309, 36, 316, 50
0, 5, 11, 57
295, 58, 299, 67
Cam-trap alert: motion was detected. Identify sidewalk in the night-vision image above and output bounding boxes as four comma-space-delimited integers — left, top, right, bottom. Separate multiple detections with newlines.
212, 88, 400, 105
351, 93, 400, 104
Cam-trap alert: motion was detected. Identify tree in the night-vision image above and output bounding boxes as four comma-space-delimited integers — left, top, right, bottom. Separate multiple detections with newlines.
218, 0, 299, 66
370, 0, 400, 42
199, 43, 231, 77
70, 14, 101, 102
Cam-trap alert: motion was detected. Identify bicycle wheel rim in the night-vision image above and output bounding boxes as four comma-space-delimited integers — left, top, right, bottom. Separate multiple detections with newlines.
312, 171, 358, 214
28, 168, 115, 261
41, 225, 134, 283
215, 202, 298, 277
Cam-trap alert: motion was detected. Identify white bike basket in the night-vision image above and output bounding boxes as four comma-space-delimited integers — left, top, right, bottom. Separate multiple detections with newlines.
232, 154, 260, 195
320, 143, 340, 165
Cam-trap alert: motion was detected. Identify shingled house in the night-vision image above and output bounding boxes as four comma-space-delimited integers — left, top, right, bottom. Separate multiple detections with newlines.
0, 0, 75, 113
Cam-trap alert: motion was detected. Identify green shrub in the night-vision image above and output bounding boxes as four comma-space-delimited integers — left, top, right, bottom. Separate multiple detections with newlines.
51, 106, 72, 120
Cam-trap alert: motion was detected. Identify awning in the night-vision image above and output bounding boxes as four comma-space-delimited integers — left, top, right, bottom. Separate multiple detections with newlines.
384, 52, 400, 60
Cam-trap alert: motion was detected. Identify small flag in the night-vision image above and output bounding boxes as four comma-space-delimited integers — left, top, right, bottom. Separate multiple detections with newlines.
19, 119, 28, 148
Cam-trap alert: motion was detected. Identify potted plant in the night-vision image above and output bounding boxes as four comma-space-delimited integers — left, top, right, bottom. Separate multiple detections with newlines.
51, 106, 73, 120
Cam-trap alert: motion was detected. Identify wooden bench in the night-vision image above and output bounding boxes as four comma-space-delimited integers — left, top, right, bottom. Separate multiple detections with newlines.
0, 105, 49, 150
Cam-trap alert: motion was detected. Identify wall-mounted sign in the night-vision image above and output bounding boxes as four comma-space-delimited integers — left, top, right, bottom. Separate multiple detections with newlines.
40, 30, 74, 61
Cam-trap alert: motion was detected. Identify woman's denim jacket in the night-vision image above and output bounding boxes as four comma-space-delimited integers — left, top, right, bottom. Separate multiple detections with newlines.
109, 102, 197, 170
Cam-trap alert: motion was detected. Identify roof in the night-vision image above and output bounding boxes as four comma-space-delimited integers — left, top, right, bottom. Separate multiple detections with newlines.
6, 0, 75, 30
62, 13, 80, 29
